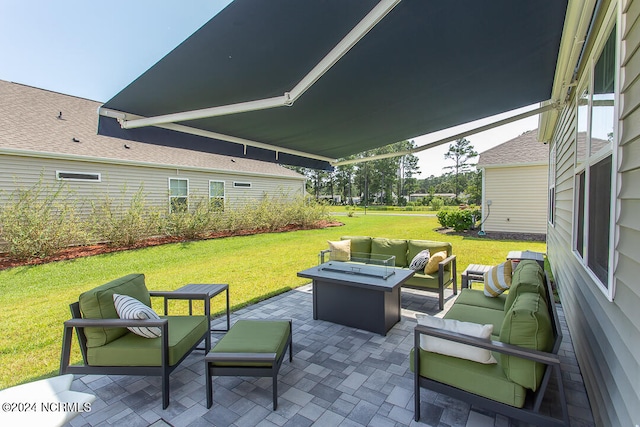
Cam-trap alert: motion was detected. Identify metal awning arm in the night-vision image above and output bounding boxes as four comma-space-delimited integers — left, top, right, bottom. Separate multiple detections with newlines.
117, 0, 401, 130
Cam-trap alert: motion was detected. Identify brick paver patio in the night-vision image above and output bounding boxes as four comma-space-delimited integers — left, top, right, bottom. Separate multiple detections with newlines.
67, 285, 595, 427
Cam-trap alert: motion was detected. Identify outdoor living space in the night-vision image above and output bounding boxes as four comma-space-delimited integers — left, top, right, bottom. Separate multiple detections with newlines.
64, 284, 594, 427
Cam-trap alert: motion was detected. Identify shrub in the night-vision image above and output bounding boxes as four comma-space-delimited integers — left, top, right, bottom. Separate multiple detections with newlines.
436, 210, 450, 228
89, 187, 162, 247
0, 180, 88, 259
447, 209, 475, 232
164, 197, 220, 239
430, 197, 444, 211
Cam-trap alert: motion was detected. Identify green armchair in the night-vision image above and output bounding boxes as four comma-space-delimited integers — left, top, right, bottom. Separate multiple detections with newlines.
59, 274, 210, 409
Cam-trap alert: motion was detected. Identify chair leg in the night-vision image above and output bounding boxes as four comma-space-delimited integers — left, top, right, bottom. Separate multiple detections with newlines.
162, 369, 169, 409
206, 363, 213, 409
272, 370, 278, 410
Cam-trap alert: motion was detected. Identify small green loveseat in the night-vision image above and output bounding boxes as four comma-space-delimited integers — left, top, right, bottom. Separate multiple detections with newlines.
60, 274, 210, 409
333, 236, 457, 309
411, 260, 569, 426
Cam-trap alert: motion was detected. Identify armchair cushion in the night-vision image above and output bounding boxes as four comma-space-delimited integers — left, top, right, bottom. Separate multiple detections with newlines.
113, 293, 162, 338
79, 273, 151, 348
86, 315, 208, 366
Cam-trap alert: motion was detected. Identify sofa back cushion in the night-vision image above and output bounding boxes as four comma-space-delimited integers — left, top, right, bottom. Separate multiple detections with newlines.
371, 238, 408, 267
79, 274, 151, 348
340, 236, 372, 255
504, 260, 546, 312
499, 292, 553, 391
408, 240, 452, 271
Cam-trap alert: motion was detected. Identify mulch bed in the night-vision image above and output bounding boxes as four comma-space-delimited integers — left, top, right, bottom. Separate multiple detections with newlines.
0, 220, 344, 271
437, 228, 546, 242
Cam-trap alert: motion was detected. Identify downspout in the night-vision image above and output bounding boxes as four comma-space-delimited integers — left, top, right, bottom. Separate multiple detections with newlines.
478, 168, 487, 236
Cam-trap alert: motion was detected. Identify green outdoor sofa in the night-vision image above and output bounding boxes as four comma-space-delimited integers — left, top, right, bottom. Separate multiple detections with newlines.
411, 260, 569, 426
332, 236, 457, 310
60, 274, 210, 409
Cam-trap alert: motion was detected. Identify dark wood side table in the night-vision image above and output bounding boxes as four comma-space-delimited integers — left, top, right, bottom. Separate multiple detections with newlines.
162, 284, 230, 334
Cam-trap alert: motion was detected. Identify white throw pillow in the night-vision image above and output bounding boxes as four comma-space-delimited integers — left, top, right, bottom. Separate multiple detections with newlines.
415, 313, 497, 364
409, 250, 431, 271
113, 293, 162, 338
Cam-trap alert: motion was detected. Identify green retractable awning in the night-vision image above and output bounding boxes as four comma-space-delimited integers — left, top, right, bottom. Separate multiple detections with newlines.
98, 0, 568, 170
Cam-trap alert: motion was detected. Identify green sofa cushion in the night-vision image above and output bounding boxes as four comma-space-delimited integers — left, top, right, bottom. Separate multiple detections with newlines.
404, 270, 452, 289
408, 240, 451, 262
504, 260, 546, 312
79, 274, 151, 348
410, 348, 527, 408
371, 238, 408, 267
210, 320, 291, 367
86, 315, 208, 366
444, 302, 505, 336
500, 292, 553, 391
340, 236, 372, 255
455, 289, 507, 311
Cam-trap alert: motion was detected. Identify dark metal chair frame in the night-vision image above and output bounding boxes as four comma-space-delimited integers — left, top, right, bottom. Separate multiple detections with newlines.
60, 291, 211, 409
402, 254, 457, 310
413, 273, 569, 426
205, 319, 293, 410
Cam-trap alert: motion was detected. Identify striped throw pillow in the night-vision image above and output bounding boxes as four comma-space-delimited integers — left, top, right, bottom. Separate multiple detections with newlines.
113, 293, 162, 338
409, 250, 430, 271
483, 261, 513, 297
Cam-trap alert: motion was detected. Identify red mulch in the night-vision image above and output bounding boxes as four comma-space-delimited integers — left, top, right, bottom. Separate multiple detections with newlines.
0, 220, 344, 270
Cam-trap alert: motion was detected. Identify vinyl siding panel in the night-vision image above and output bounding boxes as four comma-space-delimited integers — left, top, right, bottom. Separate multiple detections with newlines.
482, 165, 548, 234
547, 3, 640, 425
0, 153, 304, 214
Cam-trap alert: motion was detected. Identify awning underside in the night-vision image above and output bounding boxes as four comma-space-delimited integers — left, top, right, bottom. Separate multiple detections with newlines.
99, 0, 568, 170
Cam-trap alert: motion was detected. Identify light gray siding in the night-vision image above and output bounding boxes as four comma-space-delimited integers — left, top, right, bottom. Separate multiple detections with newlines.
0, 152, 305, 213
482, 165, 548, 234
547, 1, 640, 426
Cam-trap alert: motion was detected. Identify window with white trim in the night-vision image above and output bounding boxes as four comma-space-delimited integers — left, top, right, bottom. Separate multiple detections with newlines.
169, 178, 188, 213
573, 22, 616, 296
56, 171, 101, 182
209, 180, 225, 211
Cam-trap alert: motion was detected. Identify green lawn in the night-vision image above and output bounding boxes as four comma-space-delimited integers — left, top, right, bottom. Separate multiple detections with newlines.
0, 215, 545, 389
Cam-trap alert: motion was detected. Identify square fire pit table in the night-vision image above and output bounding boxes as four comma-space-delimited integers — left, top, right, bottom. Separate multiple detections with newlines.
297, 261, 414, 335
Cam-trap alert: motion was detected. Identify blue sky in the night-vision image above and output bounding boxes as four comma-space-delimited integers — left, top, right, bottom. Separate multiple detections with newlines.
0, 0, 538, 177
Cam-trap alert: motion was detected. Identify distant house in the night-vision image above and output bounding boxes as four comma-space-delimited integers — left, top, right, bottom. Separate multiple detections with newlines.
476, 130, 548, 235
408, 193, 455, 202
0, 80, 305, 212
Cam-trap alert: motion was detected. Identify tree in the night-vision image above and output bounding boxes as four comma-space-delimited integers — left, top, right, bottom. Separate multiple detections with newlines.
444, 138, 478, 197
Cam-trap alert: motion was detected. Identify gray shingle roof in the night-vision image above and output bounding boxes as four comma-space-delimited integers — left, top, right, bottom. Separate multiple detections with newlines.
476, 129, 549, 168
0, 80, 304, 179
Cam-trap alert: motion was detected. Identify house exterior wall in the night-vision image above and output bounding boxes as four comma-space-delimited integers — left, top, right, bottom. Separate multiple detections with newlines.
547, 1, 640, 425
0, 152, 305, 213
481, 165, 548, 234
